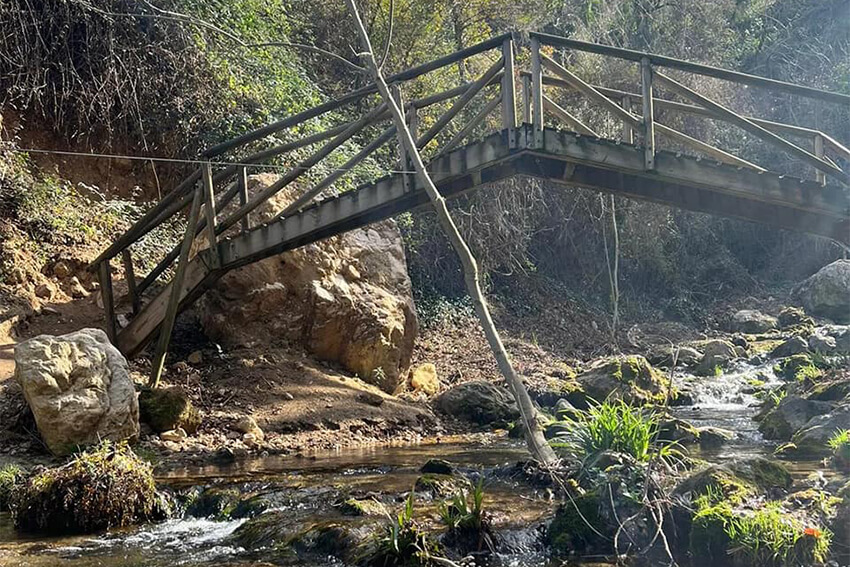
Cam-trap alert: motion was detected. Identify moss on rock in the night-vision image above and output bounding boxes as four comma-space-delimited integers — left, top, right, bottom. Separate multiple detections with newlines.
186, 486, 242, 519
774, 354, 821, 382
9, 441, 167, 534
139, 387, 201, 434
339, 498, 388, 517
546, 492, 603, 555
576, 355, 668, 405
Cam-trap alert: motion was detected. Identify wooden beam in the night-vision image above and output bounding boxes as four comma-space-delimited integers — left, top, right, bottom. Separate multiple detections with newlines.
521, 74, 532, 124
501, 38, 517, 131
437, 95, 502, 157
274, 126, 397, 220
655, 123, 766, 171
530, 31, 850, 106
641, 58, 655, 170
540, 53, 641, 129
531, 37, 544, 147
654, 71, 848, 184
121, 250, 140, 315
621, 96, 634, 143
149, 185, 204, 388
98, 260, 117, 343
217, 103, 389, 235
238, 166, 250, 231
201, 163, 220, 269
417, 56, 504, 149
542, 95, 597, 136
814, 134, 826, 186
390, 84, 407, 173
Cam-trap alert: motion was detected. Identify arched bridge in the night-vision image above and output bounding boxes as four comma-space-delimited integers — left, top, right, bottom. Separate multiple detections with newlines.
88, 31, 850, 384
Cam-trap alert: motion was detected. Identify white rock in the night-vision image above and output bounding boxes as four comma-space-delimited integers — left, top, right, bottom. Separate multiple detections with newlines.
14, 328, 139, 456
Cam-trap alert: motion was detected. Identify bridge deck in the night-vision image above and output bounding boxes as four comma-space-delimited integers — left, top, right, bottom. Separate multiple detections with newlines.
116, 125, 849, 355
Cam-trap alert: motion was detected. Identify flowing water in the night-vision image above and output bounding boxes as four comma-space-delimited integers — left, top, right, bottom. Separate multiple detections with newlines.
0, 361, 834, 566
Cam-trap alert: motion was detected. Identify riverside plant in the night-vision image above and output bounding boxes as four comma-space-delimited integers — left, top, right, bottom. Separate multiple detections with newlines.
438, 480, 495, 554
359, 491, 437, 566
828, 429, 850, 471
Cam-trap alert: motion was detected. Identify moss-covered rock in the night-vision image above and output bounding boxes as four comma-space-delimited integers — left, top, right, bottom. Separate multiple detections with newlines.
778, 306, 814, 329
414, 473, 471, 497
575, 355, 668, 405
420, 458, 455, 476
186, 486, 242, 519
434, 381, 519, 426
338, 498, 388, 517
757, 396, 834, 441
697, 427, 734, 450
674, 458, 791, 503
773, 354, 821, 382
546, 492, 603, 555
9, 442, 168, 534
806, 379, 850, 402
771, 336, 809, 358
139, 387, 201, 434
790, 405, 850, 457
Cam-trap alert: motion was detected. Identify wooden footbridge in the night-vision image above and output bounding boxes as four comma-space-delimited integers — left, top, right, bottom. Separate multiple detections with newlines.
89, 32, 850, 382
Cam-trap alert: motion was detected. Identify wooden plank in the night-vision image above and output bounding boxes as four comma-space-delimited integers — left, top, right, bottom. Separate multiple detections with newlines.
501, 38, 517, 131
542, 95, 597, 136
530, 31, 850, 106
201, 163, 221, 269
531, 38, 544, 147
121, 250, 140, 315
621, 96, 634, 143
654, 71, 848, 184
238, 166, 250, 231
437, 94, 502, 157
149, 186, 204, 388
641, 58, 655, 170
417, 56, 504, 149
98, 260, 117, 343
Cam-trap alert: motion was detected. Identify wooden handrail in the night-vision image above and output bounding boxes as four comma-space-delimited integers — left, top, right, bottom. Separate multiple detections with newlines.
530, 31, 850, 106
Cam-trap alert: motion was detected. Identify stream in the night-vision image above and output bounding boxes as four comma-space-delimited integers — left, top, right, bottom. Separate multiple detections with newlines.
0, 361, 833, 567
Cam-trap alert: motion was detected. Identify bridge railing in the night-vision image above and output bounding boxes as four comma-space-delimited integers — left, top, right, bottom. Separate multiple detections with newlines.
88, 30, 849, 384
527, 32, 850, 186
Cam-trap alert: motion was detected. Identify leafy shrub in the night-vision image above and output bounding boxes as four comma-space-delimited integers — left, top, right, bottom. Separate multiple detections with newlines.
9, 441, 168, 534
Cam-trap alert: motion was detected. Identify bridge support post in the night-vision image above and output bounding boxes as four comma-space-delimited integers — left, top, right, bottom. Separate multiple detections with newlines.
530, 37, 544, 148
149, 184, 204, 388
621, 96, 634, 143
814, 134, 826, 186
521, 74, 531, 124
391, 84, 412, 192
238, 166, 250, 232
501, 38, 517, 148
201, 162, 221, 269
121, 250, 140, 315
98, 260, 117, 343
640, 57, 655, 170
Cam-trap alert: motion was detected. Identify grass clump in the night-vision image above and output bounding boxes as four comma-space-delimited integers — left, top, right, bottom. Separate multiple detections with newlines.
9, 441, 168, 534
828, 429, 850, 472
358, 491, 438, 566
438, 480, 495, 554
773, 354, 821, 382
691, 502, 831, 567
0, 464, 24, 511
549, 400, 679, 467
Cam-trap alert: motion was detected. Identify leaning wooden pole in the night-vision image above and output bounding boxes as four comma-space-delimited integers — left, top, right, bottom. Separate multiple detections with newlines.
344, 0, 556, 465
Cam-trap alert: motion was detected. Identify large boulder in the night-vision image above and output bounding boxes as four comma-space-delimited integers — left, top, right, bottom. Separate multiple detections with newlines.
198, 174, 418, 393
14, 328, 139, 456
730, 309, 777, 334
757, 396, 834, 441
694, 339, 738, 376
435, 381, 519, 426
575, 355, 667, 404
794, 260, 850, 322
790, 405, 850, 456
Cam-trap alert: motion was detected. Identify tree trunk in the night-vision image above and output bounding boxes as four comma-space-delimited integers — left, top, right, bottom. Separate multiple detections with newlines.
343, 0, 556, 465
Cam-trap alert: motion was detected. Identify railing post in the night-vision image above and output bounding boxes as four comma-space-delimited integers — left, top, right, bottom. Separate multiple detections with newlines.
121, 249, 140, 315
201, 162, 221, 269
814, 134, 826, 186
521, 74, 532, 124
98, 260, 117, 342
621, 96, 634, 144
238, 165, 250, 232
640, 57, 655, 170
531, 37, 544, 148
149, 184, 204, 388
501, 38, 517, 146
390, 83, 412, 193
404, 104, 419, 191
